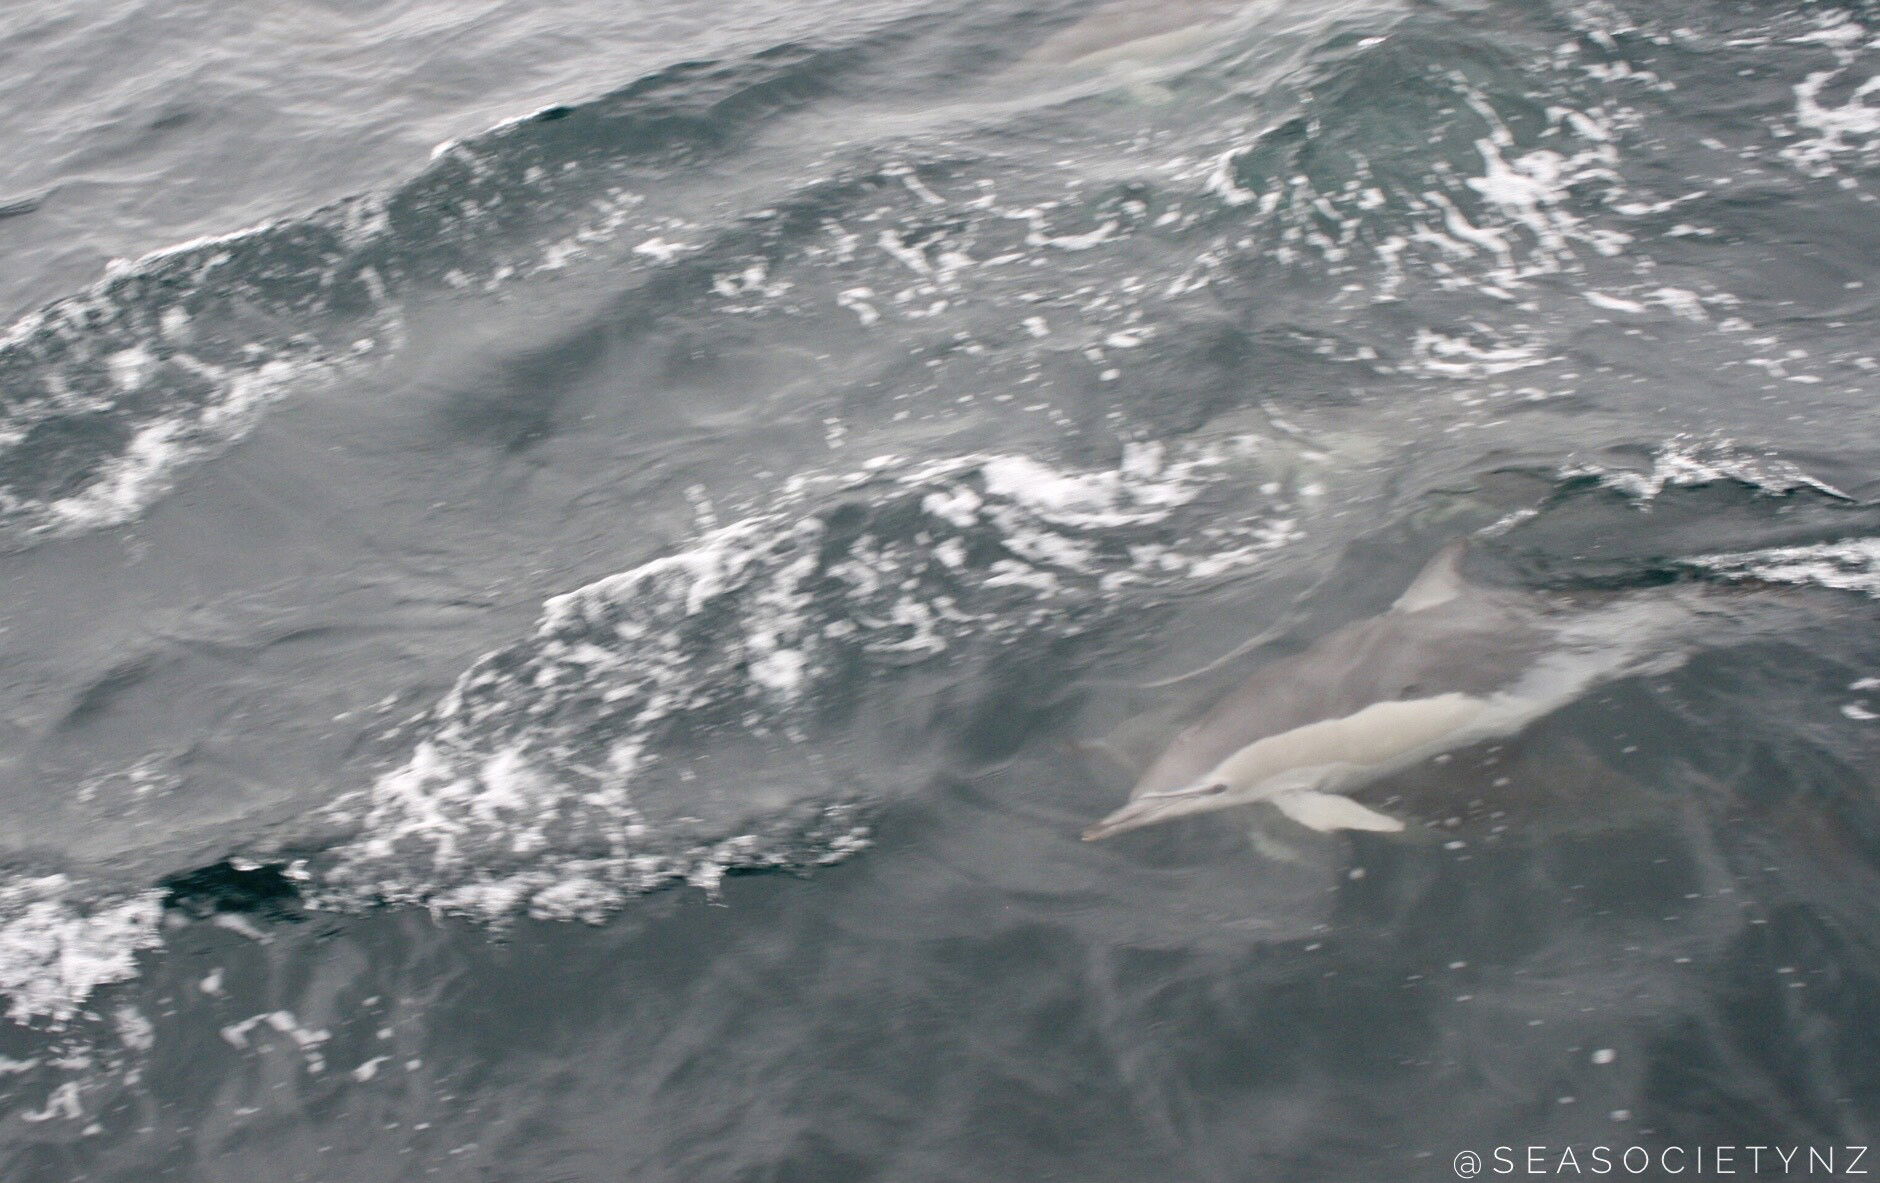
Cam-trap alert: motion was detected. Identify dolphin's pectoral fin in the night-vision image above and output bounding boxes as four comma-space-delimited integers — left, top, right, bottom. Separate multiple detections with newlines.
1270, 790, 1405, 833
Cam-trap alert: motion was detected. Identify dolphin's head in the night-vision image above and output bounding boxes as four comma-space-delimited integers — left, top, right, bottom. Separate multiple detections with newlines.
1081, 780, 1234, 840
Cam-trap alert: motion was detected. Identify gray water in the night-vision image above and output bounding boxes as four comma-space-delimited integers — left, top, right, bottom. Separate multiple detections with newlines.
2, 0, 1879, 1178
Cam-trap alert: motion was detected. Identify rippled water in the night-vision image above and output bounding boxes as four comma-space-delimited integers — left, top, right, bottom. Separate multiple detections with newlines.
2, 0, 1878, 1178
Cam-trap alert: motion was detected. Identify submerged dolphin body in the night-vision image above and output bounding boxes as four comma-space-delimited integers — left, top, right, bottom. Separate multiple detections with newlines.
1017, 0, 1247, 72
1083, 543, 1712, 841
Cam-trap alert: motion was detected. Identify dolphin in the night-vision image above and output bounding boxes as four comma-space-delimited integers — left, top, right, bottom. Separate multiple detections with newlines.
1082, 541, 1719, 841
1018, 0, 1249, 72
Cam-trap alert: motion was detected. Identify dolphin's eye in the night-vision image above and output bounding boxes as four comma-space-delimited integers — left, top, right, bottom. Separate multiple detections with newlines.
1199, 783, 1228, 796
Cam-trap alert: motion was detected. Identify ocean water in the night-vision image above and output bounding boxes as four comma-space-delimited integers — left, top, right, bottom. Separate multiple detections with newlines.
1, 0, 1878, 1177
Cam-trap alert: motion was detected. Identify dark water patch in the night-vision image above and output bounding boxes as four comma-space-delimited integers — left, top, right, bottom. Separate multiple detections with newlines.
159, 860, 303, 919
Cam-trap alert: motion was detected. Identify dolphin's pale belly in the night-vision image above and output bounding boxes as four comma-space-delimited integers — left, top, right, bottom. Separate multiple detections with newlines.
1215, 692, 1496, 800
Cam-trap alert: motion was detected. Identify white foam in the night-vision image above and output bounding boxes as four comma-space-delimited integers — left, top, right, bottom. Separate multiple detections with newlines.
1175, 72, 1649, 300
113, 1004, 155, 1052
1009, 207, 1120, 251
1562, 437, 1851, 504
312, 446, 1302, 922
1691, 538, 1880, 598
836, 287, 881, 326
1584, 291, 1647, 314
220, 1009, 331, 1072
0, 877, 164, 1024
1783, 70, 1880, 177
37, 356, 316, 535
19, 1080, 84, 1123
351, 1054, 391, 1082
1408, 328, 1553, 379
633, 236, 693, 263
106, 346, 155, 392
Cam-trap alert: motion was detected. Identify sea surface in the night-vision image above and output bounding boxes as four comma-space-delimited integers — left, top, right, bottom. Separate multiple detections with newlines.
2, 0, 1879, 1178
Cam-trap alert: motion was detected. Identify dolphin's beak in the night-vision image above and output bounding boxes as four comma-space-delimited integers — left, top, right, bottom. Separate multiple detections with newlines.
1082, 785, 1220, 841
1082, 804, 1153, 841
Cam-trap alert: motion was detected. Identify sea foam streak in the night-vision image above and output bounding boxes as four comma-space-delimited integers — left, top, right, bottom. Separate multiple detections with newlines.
1560, 436, 1853, 504
1692, 539, 1880, 599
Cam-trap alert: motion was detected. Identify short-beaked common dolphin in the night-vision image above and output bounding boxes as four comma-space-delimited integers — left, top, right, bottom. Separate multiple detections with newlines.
1083, 541, 1723, 841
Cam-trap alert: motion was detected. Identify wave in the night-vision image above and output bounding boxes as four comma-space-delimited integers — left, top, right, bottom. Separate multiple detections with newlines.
0, 443, 1874, 1127
1558, 435, 1855, 504
0, 42, 873, 548
8, 429, 1868, 1024
1692, 538, 1880, 599
308, 443, 1302, 921
0, 439, 1305, 1020
3, 0, 1876, 1045
3, 1, 1870, 551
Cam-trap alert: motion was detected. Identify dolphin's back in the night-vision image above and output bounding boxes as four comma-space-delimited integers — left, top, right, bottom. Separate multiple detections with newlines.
1019, 0, 1234, 69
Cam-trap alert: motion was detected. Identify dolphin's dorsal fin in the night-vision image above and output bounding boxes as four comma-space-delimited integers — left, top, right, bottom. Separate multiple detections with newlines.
1391, 540, 1471, 613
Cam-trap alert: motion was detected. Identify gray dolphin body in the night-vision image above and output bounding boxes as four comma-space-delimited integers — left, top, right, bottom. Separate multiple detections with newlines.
1015, 0, 1252, 73
1083, 543, 1711, 841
